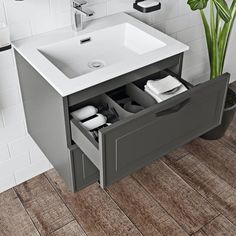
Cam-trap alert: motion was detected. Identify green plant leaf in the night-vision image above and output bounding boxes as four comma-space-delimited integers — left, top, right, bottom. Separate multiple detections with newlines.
187, 0, 209, 10
200, 10, 212, 64
210, 0, 218, 78
219, 0, 236, 73
213, 0, 231, 22
187, 0, 235, 78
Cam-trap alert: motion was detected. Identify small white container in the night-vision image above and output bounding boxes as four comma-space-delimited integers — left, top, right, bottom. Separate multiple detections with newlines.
71, 105, 98, 121
0, 23, 10, 48
82, 113, 107, 130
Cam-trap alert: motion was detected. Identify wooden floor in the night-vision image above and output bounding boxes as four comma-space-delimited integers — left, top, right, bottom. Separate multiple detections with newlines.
1, 83, 236, 236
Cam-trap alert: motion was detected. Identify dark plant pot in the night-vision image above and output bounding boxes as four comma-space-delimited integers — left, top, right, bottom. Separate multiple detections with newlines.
201, 88, 236, 140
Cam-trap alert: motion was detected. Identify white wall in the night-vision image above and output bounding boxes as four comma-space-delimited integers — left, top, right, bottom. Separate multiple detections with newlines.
0, 0, 235, 192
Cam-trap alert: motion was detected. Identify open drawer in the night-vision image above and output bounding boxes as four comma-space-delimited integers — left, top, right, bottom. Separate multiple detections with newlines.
70, 73, 229, 188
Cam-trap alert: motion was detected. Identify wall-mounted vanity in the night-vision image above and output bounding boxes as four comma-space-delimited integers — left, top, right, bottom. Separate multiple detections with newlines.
13, 13, 229, 192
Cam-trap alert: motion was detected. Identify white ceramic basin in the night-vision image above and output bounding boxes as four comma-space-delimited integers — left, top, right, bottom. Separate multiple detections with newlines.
13, 13, 189, 96
39, 23, 166, 79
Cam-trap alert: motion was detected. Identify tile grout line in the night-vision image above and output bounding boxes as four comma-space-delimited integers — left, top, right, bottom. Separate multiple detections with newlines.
44, 173, 89, 236
218, 137, 236, 155
106, 175, 189, 236
48, 219, 77, 235
12, 187, 42, 236
162, 151, 190, 164
186, 141, 236, 195
14, 174, 81, 235
45, 172, 144, 236
14, 180, 78, 236
189, 214, 223, 236
103, 187, 145, 236
161, 159, 222, 218
162, 158, 236, 229
1, 0, 8, 26
131, 174, 190, 235
132, 160, 222, 235
165, 147, 236, 228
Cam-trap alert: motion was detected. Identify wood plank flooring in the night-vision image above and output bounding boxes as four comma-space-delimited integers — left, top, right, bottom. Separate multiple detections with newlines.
0, 83, 236, 235
193, 215, 236, 236
14, 174, 75, 235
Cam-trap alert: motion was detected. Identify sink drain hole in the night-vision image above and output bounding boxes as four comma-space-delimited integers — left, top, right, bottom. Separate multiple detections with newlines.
88, 60, 105, 69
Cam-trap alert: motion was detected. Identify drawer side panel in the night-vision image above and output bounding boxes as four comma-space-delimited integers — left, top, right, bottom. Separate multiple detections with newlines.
71, 147, 99, 191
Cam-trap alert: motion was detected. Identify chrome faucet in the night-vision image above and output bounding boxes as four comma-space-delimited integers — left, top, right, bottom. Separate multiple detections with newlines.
71, 0, 94, 31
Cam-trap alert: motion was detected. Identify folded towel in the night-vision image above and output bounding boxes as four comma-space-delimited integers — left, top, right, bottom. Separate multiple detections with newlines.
146, 75, 183, 94
145, 85, 162, 103
145, 84, 187, 103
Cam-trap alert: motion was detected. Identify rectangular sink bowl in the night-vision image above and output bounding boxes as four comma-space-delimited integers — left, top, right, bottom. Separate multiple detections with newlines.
38, 23, 166, 79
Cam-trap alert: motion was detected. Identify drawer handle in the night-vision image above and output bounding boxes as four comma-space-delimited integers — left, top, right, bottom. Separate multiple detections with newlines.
155, 98, 190, 117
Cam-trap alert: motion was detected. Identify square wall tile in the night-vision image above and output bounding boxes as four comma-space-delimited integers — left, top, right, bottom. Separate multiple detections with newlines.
0, 174, 15, 193
3, 0, 50, 23
0, 144, 10, 163
164, 12, 201, 34
50, 0, 70, 14
87, 0, 107, 5
107, 0, 133, 15
183, 63, 210, 84
225, 25, 236, 78
8, 135, 31, 157
188, 38, 208, 57
160, 0, 180, 20
183, 49, 208, 70
179, 0, 192, 15
0, 87, 21, 110
0, 152, 30, 179
148, 1, 171, 27
0, 1, 6, 23
177, 25, 204, 44
0, 50, 14, 69
0, 66, 19, 92
29, 144, 47, 164
14, 159, 50, 185
0, 122, 26, 146
30, 13, 55, 35
9, 20, 32, 41
2, 103, 25, 127
0, 112, 4, 128
53, 10, 71, 29
84, 2, 107, 21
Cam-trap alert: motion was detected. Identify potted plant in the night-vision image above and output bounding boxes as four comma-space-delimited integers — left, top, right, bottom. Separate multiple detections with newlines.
188, 0, 236, 140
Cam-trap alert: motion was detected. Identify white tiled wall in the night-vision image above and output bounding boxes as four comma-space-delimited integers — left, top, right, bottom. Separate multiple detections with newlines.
0, 52, 52, 193
0, 0, 235, 193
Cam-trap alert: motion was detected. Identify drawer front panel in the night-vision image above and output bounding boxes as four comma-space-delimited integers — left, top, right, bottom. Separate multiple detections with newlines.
100, 74, 229, 187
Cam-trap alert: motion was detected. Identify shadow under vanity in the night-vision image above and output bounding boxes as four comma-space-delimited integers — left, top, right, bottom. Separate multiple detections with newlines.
15, 51, 229, 192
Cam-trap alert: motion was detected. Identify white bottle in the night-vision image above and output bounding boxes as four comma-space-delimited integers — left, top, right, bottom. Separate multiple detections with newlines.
82, 114, 107, 130
0, 23, 10, 49
71, 105, 98, 121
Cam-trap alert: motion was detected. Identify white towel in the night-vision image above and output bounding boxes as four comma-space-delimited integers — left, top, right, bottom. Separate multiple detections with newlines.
146, 75, 183, 95
145, 85, 163, 103
145, 84, 187, 103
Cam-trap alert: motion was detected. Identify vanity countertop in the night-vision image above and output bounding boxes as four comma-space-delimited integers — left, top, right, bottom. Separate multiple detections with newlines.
13, 13, 189, 97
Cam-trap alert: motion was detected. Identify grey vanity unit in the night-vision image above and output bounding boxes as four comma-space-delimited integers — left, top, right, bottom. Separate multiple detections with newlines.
15, 51, 229, 192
